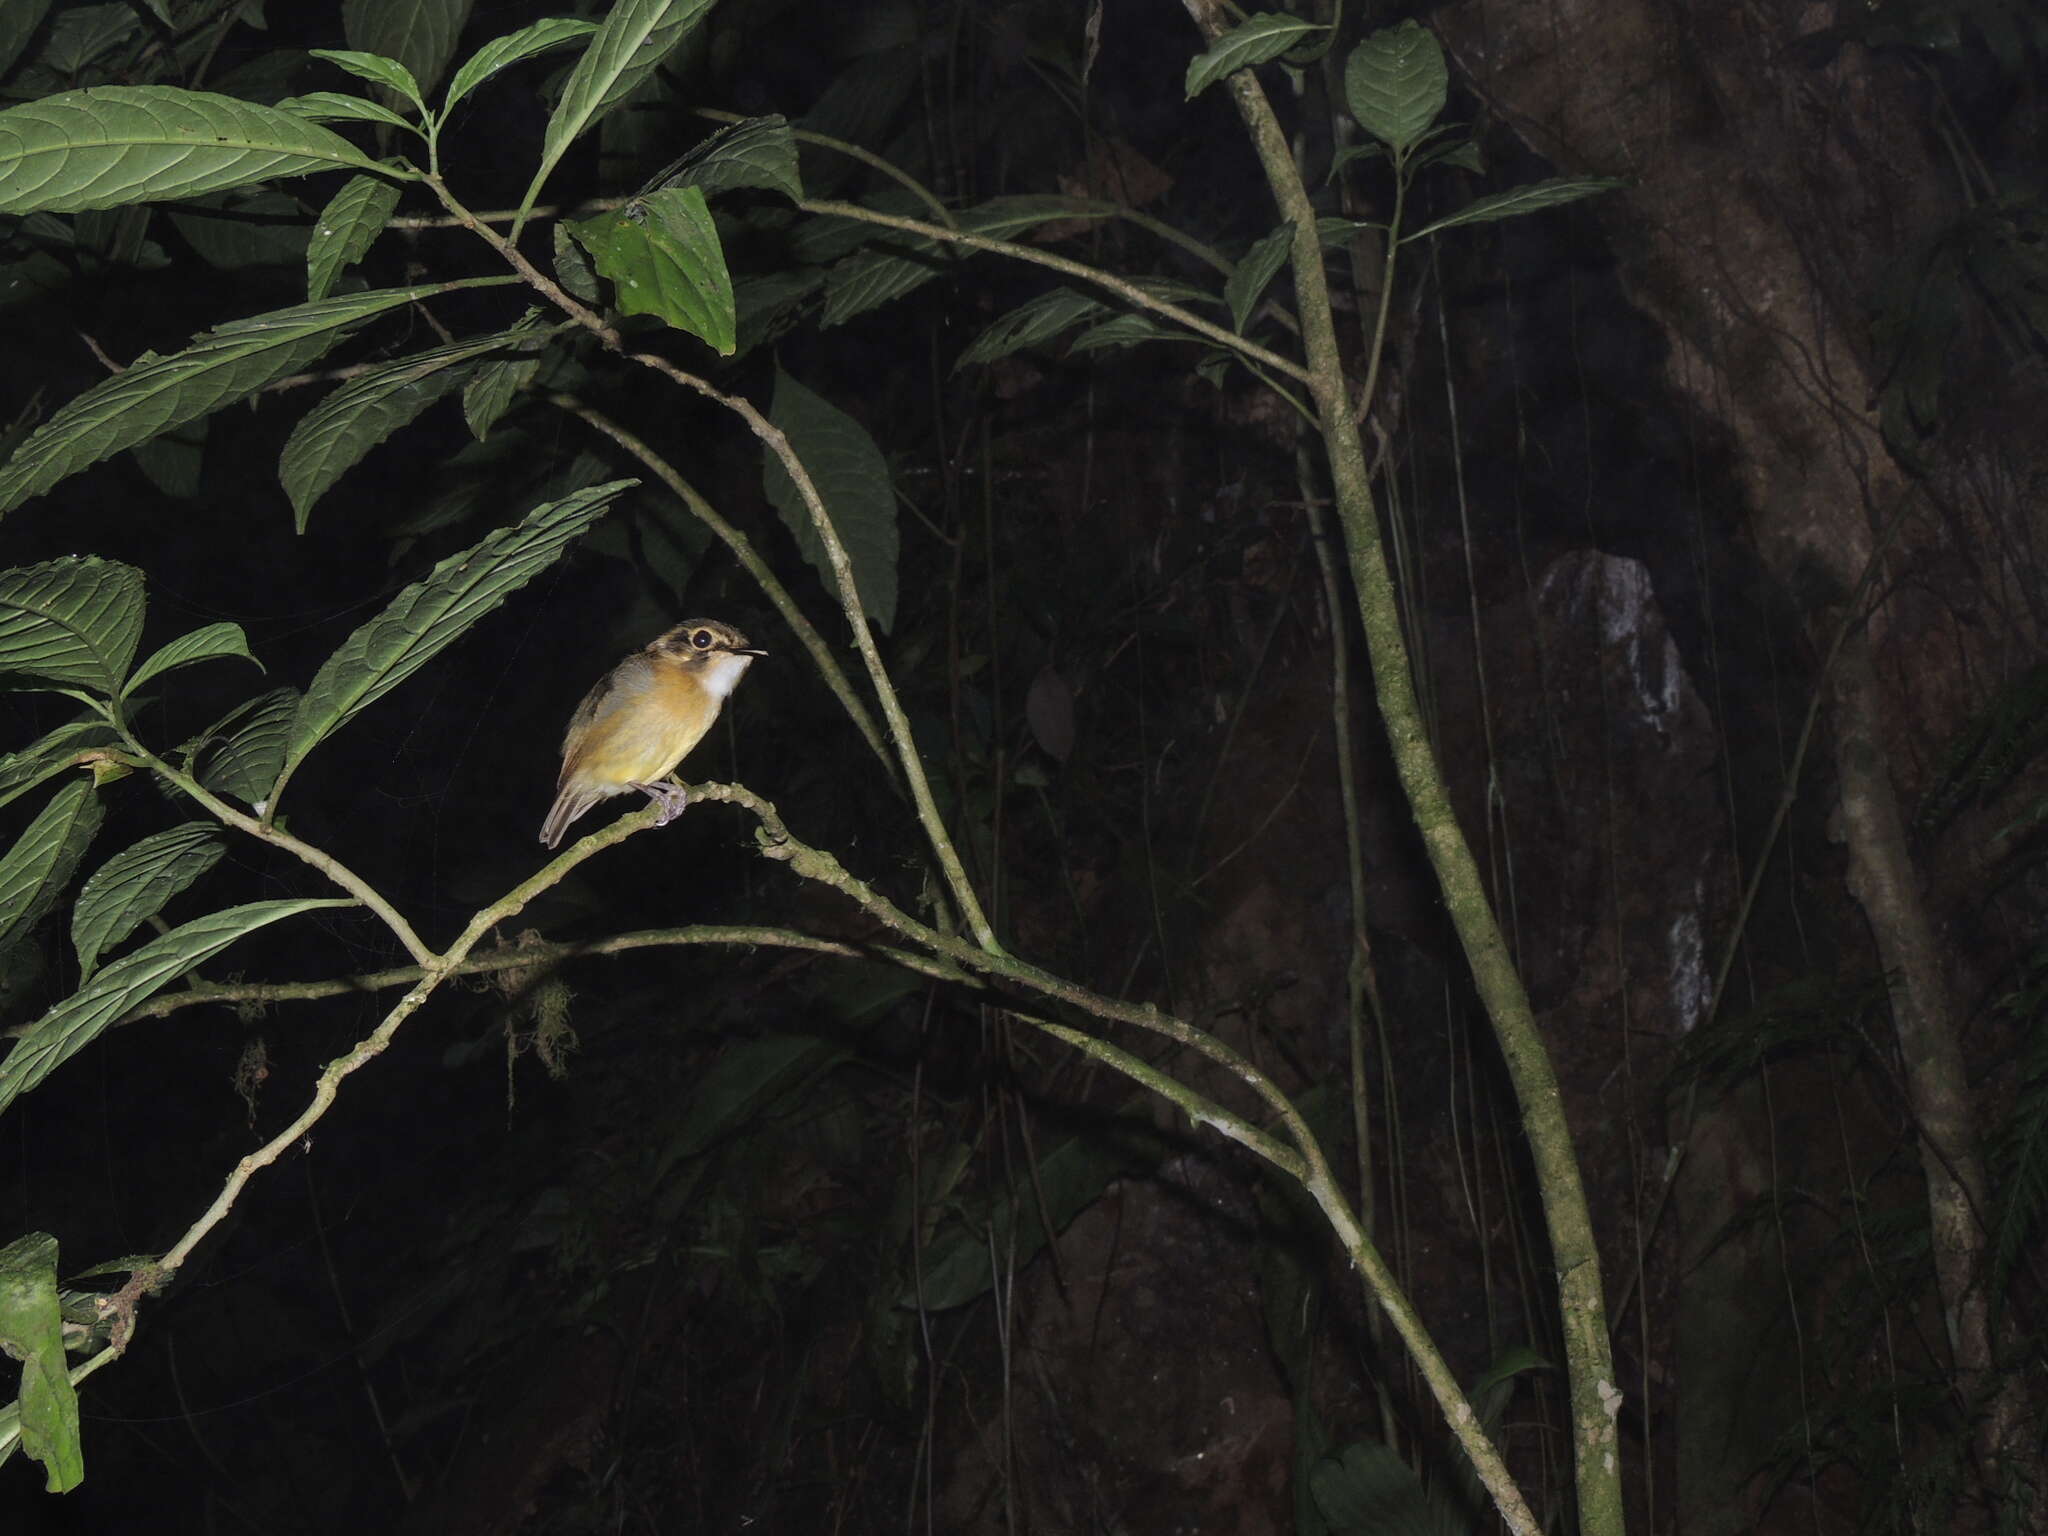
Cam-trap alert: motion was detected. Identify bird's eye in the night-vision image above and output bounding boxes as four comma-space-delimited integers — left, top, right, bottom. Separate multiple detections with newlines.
691, 629, 714, 649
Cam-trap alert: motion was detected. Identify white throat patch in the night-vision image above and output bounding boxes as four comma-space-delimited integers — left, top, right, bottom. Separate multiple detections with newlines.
698, 650, 755, 700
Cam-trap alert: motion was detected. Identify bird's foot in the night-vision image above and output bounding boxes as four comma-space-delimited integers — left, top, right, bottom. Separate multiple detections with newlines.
632, 780, 691, 826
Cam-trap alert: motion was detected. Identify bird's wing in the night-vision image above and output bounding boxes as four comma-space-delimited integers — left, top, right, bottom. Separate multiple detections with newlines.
560, 654, 654, 752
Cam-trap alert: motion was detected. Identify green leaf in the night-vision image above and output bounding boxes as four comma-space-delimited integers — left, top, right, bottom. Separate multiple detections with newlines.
569, 186, 734, 353
306, 173, 402, 300
909, 1122, 1163, 1309
822, 194, 1110, 328
0, 1233, 82, 1493
552, 222, 600, 302
1401, 175, 1624, 243
341, 0, 475, 100
651, 1034, 848, 1183
461, 312, 548, 439
1068, 312, 1172, 352
37, 2, 139, 75
167, 189, 311, 273
0, 898, 351, 1119
1309, 1441, 1439, 1536
956, 286, 1109, 367
1185, 13, 1326, 98
280, 329, 538, 529
0, 279, 504, 516
122, 622, 260, 700
1226, 221, 1295, 332
71, 823, 224, 979
1328, 141, 1388, 178
0, 0, 56, 81
443, 18, 601, 114
276, 91, 421, 134
0, 557, 144, 694
762, 369, 898, 633
1415, 137, 1485, 175
521, 0, 719, 221
0, 717, 120, 812
1344, 22, 1447, 154
733, 267, 823, 354
0, 779, 102, 956
0, 86, 390, 218
653, 114, 801, 202
309, 48, 426, 113
192, 686, 297, 805
277, 481, 632, 790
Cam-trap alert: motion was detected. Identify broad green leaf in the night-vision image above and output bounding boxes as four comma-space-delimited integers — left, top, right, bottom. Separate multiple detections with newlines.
306, 173, 402, 300
733, 267, 823, 354
569, 186, 734, 353
309, 48, 425, 113
0, 717, 120, 812
461, 357, 536, 438
131, 419, 206, 499
1317, 215, 1380, 245
74, 204, 152, 267
1225, 221, 1295, 332
822, 194, 1111, 328
909, 1123, 1163, 1309
956, 286, 1109, 367
1068, 312, 1172, 352
341, 0, 474, 100
793, 42, 918, 199
0, 898, 350, 1118
654, 114, 800, 202
0, 557, 143, 693
1344, 22, 1447, 154
122, 622, 260, 700
276, 91, 420, 134
278, 481, 632, 788
0, 86, 390, 217
1309, 1441, 1440, 1535
650, 1034, 848, 1184
1401, 175, 1625, 243
761, 369, 897, 632
0, 1233, 81, 1493
280, 329, 537, 528
0, 779, 101, 955
192, 686, 297, 805
552, 221, 600, 301
1415, 137, 1485, 175
462, 312, 548, 439
1328, 141, 1388, 178
1185, 13, 1326, 98
0, 279, 506, 516
443, 17, 600, 114
28, 2, 139, 78
0, 0, 56, 81
166, 189, 311, 272
521, 0, 719, 222
71, 822, 223, 979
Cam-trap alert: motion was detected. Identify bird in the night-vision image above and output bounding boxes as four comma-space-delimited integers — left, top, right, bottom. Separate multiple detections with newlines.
539, 619, 765, 849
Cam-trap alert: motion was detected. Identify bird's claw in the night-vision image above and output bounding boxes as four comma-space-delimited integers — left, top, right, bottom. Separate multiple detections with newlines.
633, 780, 691, 826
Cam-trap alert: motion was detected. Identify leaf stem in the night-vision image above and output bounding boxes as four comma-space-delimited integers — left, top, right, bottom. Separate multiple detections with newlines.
115, 732, 433, 967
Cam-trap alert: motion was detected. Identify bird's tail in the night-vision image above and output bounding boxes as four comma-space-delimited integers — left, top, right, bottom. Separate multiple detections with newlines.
539, 787, 601, 849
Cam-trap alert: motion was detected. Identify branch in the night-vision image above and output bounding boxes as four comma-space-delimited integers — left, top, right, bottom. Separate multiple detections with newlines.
543, 393, 901, 793
798, 197, 1311, 386
123, 742, 434, 968
424, 172, 997, 954
101, 925, 969, 1031
626, 360, 999, 954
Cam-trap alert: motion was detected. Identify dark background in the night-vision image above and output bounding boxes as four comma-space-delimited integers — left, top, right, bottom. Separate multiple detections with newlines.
3, 0, 2045, 1532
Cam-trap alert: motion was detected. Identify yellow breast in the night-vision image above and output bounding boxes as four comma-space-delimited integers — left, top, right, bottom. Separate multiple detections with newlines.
570, 664, 724, 787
